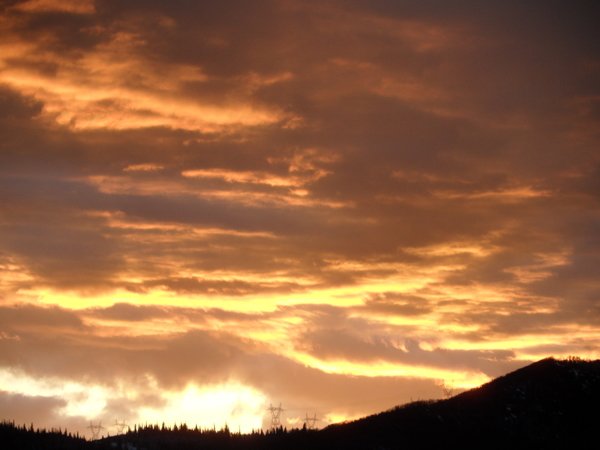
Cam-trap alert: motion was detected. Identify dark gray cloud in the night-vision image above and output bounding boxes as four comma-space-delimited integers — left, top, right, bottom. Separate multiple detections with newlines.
362, 293, 433, 316
0, 391, 66, 426
288, 304, 519, 378
0, 304, 85, 330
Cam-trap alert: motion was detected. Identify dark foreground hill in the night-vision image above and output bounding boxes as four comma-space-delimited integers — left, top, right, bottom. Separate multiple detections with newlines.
319, 357, 600, 449
2, 357, 599, 450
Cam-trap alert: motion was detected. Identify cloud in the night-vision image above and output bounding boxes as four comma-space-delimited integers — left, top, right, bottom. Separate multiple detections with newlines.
0, 391, 66, 426
0, 0, 599, 435
362, 293, 433, 316
11, 0, 95, 15
0, 303, 446, 428
288, 304, 518, 377
0, 304, 84, 330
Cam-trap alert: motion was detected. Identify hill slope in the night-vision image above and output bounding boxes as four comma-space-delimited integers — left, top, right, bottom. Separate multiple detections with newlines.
320, 357, 600, 449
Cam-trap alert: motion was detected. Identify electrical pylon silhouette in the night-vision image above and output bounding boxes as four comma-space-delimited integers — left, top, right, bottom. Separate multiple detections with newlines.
114, 419, 129, 435
438, 380, 455, 398
267, 403, 284, 429
304, 412, 319, 430
87, 421, 104, 440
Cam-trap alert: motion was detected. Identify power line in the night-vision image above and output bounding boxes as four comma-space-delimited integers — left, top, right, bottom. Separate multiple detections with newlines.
303, 412, 319, 430
266, 403, 284, 429
114, 419, 129, 435
87, 421, 104, 440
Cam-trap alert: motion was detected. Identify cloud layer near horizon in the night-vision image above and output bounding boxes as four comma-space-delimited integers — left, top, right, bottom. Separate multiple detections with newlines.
0, 0, 599, 437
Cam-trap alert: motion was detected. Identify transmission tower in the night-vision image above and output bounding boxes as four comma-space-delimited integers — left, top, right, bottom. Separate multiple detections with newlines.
304, 412, 319, 430
114, 419, 129, 435
87, 421, 104, 440
267, 403, 284, 429
438, 380, 456, 398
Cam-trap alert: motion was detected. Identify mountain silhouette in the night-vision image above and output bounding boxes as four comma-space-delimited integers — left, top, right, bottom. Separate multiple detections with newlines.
2, 357, 598, 449
318, 357, 599, 449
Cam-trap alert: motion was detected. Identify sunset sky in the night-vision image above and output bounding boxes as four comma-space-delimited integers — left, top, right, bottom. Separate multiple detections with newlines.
0, 0, 599, 438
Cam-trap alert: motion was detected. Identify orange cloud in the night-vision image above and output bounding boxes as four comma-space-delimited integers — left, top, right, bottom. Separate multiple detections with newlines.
0, 28, 284, 132
0, 0, 599, 438
12, 0, 95, 15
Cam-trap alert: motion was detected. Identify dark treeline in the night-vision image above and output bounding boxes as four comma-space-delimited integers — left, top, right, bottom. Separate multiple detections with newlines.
110, 423, 319, 450
0, 421, 319, 450
2, 358, 599, 450
0, 420, 87, 449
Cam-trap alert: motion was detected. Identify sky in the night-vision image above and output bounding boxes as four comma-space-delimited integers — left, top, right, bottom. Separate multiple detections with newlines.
0, 0, 599, 438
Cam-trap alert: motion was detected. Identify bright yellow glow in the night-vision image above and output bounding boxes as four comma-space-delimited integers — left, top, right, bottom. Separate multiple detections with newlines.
0, 368, 267, 434
24, 263, 443, 311
123, 164, 165, 172
403, 241, 498, 258
182, 169, 303, 188
514, 349, 600, 361
288, 352, 490, 389
443, 327, 600, 353
324, 411, 371, 425
138, 383, 267, 433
